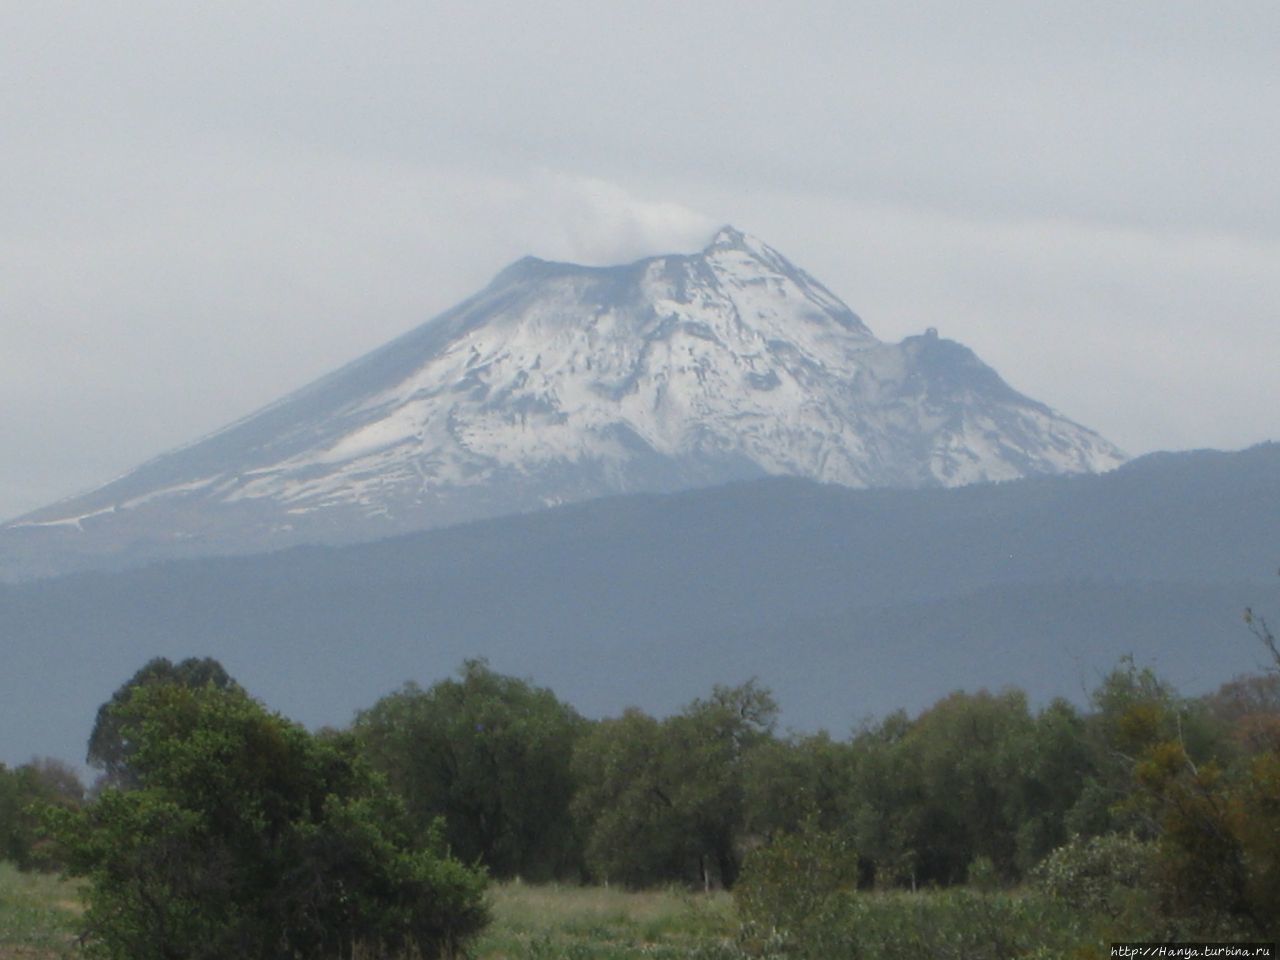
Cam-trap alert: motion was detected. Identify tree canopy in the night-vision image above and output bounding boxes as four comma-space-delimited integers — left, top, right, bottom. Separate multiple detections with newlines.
50, 677, 488, 960
572, 680, 776, 889
354, 658, 586, 881
86, 656, 243, 789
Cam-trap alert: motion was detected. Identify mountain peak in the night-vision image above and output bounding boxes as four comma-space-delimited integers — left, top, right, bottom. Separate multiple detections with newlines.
1, 230, 1127, 579
703, 224, 783, 266
706, 224, 750, 250
489, 254, 560, 285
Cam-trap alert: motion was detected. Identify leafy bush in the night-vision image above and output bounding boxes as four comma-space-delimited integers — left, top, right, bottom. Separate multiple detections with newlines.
734, 823, 858, 938
1032, 833, 1157, 920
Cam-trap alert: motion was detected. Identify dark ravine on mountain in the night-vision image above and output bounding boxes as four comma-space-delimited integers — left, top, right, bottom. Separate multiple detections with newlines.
2, 227, 1123, 580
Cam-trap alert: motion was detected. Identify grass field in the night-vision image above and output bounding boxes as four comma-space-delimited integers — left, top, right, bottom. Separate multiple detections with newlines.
0, 863, 80, 959
0, 866, 1145, 959
0, 867, 1114, 960
1, 868, 737, 960
473, 882, 738, 959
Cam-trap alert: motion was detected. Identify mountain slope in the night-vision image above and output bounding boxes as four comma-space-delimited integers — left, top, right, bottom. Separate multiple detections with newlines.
2, 227, 1124, 578
1, 442, 1275, 769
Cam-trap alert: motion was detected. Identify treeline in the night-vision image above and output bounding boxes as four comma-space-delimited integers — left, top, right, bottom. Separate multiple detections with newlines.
347, 653, 1280, 933
5, 640, 1280, 944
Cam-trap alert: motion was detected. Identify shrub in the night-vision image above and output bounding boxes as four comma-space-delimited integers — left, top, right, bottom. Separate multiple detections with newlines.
735, 823, 858, 936
1033, 832, 1157, 920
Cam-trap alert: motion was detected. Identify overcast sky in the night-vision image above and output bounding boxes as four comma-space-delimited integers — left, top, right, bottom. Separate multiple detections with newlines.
2, 1, 1277, 522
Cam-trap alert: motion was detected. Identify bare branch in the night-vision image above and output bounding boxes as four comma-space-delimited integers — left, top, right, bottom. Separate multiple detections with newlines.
1244, 607, 1280, 674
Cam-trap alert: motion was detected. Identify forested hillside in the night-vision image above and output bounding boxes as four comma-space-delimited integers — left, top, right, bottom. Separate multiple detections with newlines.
2, 443, 1277, 768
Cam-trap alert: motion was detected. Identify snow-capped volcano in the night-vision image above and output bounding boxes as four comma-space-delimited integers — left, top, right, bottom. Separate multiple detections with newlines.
3, 226, 1125, 576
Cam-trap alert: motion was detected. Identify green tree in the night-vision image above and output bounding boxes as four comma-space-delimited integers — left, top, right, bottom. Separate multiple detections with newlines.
843, 710, 923, 890
572, 707, 689, 887
573, 680, 776, 889
900, 690, 1040, 883
1121, 601, 1280, 937
354, 659, 586, 880
48, 680, 488, 960
87, 656, 242, 788
668, 681, 778, 889
742, 732, 852, 842
1009, 697, 1095, 872
842, 690, 1094, 888
1070, 657, 1227, 839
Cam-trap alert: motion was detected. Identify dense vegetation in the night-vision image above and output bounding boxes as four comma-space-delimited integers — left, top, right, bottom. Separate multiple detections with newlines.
42, 670, 489, 959
4, 606, 1280, 956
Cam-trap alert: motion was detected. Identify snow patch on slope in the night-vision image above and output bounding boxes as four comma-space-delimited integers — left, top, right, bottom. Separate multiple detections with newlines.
5, 226, 1126, 555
